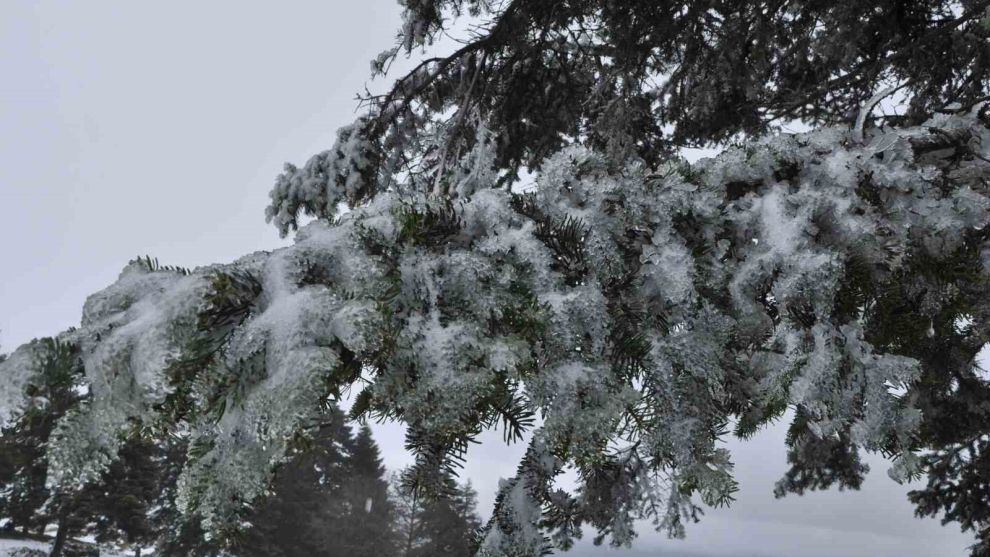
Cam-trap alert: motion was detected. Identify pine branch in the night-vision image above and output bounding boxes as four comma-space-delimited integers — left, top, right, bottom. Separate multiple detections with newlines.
396, 198, 465, 247
132, 255, 191, 276
532, 214, 589, 284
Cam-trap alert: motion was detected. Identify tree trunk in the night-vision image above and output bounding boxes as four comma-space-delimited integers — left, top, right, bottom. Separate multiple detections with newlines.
48, 516, 68, 557
135, 547, 142, 557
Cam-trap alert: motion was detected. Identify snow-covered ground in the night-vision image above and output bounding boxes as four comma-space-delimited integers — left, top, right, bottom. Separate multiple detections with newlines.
0, 538, 49, 556
0, 537, 131, 557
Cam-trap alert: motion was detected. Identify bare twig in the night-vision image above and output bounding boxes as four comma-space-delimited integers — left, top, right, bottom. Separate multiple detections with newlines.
853, 82, 912, 144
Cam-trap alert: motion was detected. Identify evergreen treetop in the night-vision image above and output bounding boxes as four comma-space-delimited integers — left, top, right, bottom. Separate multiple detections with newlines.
391, 467, 483, 557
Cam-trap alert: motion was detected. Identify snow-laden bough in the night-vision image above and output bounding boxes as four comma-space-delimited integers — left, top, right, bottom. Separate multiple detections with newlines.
2, 110, 990, 553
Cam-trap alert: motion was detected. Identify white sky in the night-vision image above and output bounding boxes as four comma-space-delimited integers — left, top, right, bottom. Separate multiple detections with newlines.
0, 2, 974, 555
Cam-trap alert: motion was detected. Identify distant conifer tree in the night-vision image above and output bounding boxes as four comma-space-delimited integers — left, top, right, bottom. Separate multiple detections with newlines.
236, 408, 353, 557
86, 435, 160, 557
151, 436, 223, 557
334, 424, 398, 557
392, 468, 482, 557
0, 339, 85, 539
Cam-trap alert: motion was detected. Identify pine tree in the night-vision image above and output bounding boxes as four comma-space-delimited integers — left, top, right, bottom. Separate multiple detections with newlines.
0, 2, 989, 555
0, 420, 48, 536
451, 482, 483, 554
45, 435, 163, 557
44, 458, 107, 557
237, 413, 398, 557
150, 435, 223, 557
86, 435, 160, 557
334, 425, 398, 557
391, 467, 482, 557
237, 408, 353, 557
0, 338, 91, 557
412, 479, 482, 557
389, 471, 423, 557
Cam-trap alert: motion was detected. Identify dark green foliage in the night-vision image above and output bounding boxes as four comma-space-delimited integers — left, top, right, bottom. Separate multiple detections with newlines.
774, 408, 870, 497
351, 0, 990, 205
485, 282, 550, 345
87, 436, 160, 554
6, 1, 990, 554
533, 216, 588, 284
237, 411, 351, 557
392, 468, 483, 557
909, 437, 990, 557
410, 482, 482, 557
199, 270, 263, 333
832, 252, 878, 325
0, 339, 86, 536
401, 423, 479, 502
749, 222, 990, 545
335, 425, 399, 557
578, 447, 650, 546
46, 490, 99, 557
483, 446, 558, 557
400, 374, 536, 500
153, 268, 262, 433
733, 392, 788, 441
396, 199, 465, 248
39, 433, 163, 557
238, 414, 398, 557
512, 192, 590, 284
151, 437, 223, 557
851, 228, 990, 555
508, 192, 542, 221
131, 255, 191, 276
607, 303, 655, 381
486, 382, 536, 445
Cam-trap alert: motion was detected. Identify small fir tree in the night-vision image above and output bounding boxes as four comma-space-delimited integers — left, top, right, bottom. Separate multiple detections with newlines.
0, 339, 85, 537
87, 435, 160, 557
334, 425, 398, 557
236, 407, 353, 557
392, 468, 482, 557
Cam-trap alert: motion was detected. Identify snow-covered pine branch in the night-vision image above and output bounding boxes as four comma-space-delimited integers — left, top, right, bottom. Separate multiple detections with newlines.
3, 107, 989, 553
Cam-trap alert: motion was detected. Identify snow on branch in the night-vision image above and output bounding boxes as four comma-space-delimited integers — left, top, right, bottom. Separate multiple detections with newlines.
2, 111, 990, 553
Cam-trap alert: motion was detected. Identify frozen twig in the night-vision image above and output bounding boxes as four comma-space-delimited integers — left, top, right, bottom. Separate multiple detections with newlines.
853, 83, 909, 144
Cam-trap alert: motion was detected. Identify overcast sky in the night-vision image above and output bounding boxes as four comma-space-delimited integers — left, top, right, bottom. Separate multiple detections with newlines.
0, 2, 974, 556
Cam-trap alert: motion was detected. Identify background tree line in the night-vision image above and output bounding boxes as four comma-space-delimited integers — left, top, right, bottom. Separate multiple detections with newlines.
0, 339, 481, 557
